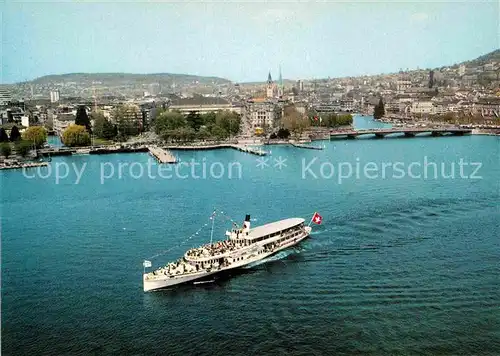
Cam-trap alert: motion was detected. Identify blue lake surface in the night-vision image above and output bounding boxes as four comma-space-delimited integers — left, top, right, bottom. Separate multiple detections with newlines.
353, 114, 392, 129
47, 135, 63, 148
1, 116, 499, 355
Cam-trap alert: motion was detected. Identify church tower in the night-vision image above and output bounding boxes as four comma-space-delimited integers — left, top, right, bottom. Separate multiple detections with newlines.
266, 71, 276, 98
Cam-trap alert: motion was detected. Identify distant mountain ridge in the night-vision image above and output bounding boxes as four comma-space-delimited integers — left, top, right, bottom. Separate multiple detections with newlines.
27, 72, 231, 85
461, 49, 500, 66
9, 49, 500, 87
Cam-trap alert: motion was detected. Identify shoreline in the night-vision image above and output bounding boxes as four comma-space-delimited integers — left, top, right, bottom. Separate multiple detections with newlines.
0, 161, 49, 171
373, 117, 500, 135
3, 118, 496, 171
471, 129, 500, 136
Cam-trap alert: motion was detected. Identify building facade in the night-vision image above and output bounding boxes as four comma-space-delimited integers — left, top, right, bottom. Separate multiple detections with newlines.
53, 113, 76, 135
410, 100, 434, 115
396, 80, 411, 94
340, 98, 354, 112
168, 97, 241, 115
0, 88, 12, 106
50, 90, 60, 103
474, 97, 500, 117
247, 102, 278, 129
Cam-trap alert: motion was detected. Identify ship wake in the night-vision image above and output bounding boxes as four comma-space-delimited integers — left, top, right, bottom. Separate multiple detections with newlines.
243, 249, 298, 269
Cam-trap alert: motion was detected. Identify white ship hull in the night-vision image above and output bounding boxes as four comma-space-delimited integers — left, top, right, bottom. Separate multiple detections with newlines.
143, 227, 310, 292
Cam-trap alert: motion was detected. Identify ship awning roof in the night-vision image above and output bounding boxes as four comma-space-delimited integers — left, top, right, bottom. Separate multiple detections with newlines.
246, 218, 305, 239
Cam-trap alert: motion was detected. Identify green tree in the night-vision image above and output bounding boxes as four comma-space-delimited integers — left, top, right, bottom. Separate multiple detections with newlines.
373, 98, 385, 120
15, 140, 32, 158
0, 142, 12, 158
320, 113, 353, 127
210, 125, 228, 141
336, 114, 353, 126
276, 128, 290, 139
281, 105, 310, 137
92, 112, 116, 140
147, 107, 165, 128
62, 125, 91, 147
201, 112, 216, 126
0, 128, 9, 142
161, 127, 195, 143
169, 128, 183, 142
215, 110, 240, 136
317, 114, 330, 127
307, 109, 319, 124
186, 111, 204, 131
114, 105, 142, 139
197, 126, 211, 140
154, 111, 187, 135
75, 105, 92, 133
155, 110, 241, 143
177, 127, 196, 142
22, 126, 47, 148
160, 129, 174, 143
10, 126, 21, 141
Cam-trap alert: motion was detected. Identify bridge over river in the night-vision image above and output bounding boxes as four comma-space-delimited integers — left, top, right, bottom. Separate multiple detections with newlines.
330, 127, 472, 139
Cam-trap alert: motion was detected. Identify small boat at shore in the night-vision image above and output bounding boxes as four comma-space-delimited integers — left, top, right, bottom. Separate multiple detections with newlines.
143, 212, 322, 292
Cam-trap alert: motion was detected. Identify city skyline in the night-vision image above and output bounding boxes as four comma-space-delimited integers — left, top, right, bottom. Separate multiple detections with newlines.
2, 1, 499, 84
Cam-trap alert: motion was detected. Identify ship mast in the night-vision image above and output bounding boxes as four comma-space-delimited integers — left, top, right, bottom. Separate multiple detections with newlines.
209, 210, 216, 244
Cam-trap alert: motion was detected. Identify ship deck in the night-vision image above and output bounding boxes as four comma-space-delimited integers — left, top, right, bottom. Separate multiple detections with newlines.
246, 218, 305, 239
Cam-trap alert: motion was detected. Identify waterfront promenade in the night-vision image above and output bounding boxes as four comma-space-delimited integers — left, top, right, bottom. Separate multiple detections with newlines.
36, 145, 149, 157
165, 143, 266, 156
21, 126, 476, 163
0, 161, 48, 171
229, 144, 267, 156
290, 142, 324, 150
35, 142, 268, 159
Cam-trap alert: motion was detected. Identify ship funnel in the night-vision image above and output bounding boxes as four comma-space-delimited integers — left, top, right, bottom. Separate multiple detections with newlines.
243, 214, 251, 233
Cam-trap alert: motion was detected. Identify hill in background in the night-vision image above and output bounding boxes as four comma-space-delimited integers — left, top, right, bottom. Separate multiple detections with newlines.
28, 72, 231, 86
7, 72, 232, 99
4, 49, 499, 99
462, 49, 500, 67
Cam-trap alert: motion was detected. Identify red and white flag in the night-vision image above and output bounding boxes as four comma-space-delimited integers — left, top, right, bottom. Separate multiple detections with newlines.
312, 212, 322, 225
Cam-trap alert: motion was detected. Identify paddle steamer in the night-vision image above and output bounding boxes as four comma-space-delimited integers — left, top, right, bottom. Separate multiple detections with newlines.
143, 214, 315, 292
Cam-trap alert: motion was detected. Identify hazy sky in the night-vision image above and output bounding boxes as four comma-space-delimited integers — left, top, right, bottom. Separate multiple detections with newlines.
2, 0, 499, 83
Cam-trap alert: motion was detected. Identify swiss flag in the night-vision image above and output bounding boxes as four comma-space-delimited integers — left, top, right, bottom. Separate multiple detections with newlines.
312, 212, 322, 225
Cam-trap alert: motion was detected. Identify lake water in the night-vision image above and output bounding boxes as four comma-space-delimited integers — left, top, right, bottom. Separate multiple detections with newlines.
47, 135, 63, 148
2, 116, 499, 355
353, 114, 392, 129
